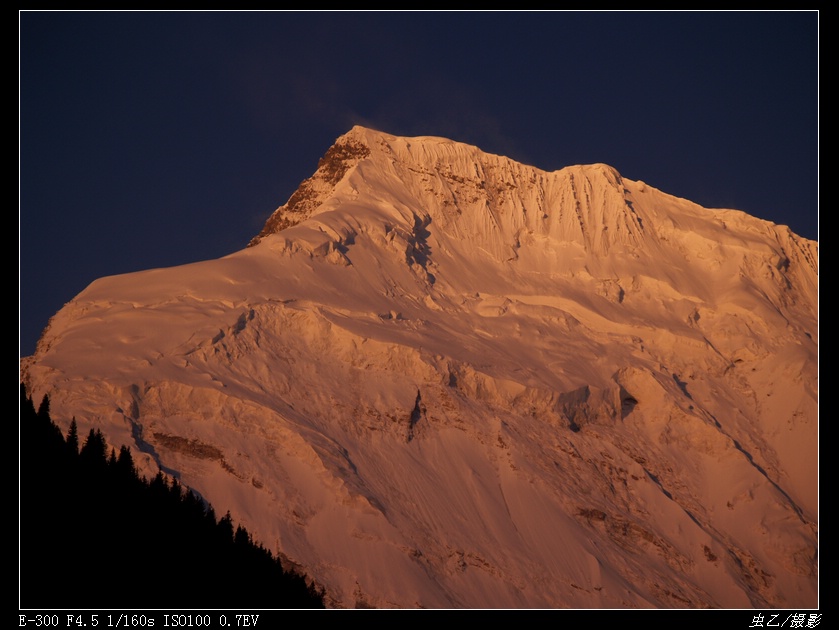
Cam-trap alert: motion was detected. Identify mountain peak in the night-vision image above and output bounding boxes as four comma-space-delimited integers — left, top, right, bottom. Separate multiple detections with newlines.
242, 127, 815, 311
22, 127, 817, 609
248, 132, 373, 245
249, 127, 483, 246
249, 128, 649, 260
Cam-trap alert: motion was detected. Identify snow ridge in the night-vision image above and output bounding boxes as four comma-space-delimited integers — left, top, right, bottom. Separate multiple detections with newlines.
253, 126, 650, 260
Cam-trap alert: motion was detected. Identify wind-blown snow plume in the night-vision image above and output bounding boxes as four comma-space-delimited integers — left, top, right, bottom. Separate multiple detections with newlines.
22, 126, 818, 608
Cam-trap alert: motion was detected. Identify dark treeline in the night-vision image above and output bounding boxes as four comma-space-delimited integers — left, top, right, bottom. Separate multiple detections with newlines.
20, 384, 325, 609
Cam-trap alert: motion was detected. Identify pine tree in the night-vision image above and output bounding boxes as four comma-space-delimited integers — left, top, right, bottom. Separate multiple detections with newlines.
80, 428, 107, 467
66, 418, 79, 455
36, 394, 50, 421
114, 445, 136, 480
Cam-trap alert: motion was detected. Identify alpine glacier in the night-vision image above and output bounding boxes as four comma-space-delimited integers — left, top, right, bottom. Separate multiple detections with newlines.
21, 126, 818, 608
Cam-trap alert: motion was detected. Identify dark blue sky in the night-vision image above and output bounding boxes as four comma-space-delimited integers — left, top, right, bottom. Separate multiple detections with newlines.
19, 11, 818, 358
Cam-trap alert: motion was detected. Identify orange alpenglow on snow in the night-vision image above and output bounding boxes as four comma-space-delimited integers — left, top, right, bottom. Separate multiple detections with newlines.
22, 127, 818, 609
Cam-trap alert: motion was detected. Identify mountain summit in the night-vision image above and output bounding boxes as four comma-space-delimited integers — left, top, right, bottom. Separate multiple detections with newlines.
21, 127, 818, 608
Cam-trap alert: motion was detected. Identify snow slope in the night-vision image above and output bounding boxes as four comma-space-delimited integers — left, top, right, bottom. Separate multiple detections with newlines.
21, 126, 818, 608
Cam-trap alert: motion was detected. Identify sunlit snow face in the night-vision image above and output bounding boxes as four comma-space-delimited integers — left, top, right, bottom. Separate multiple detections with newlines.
22, 127, 818, 610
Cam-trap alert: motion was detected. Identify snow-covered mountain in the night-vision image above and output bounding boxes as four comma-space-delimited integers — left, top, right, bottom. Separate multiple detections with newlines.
21, 126, 818, 609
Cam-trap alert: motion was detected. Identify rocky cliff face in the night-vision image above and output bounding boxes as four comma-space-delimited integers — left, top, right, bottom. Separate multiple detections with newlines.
22, 126, 818, 608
